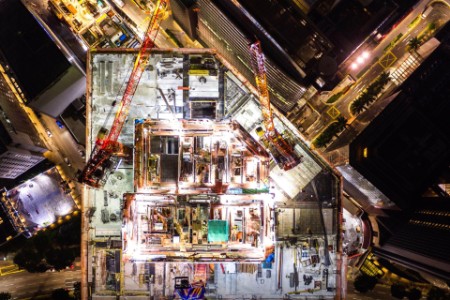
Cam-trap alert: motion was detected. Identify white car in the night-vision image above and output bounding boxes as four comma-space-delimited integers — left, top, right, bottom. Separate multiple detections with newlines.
64, 157, 72, 167
45, 128, 53, 137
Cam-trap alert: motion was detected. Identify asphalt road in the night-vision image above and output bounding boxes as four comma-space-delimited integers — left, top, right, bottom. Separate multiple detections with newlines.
40, 114, 85, 173
346, 281, 394, 300
0, 267, 80, 300
307, 1, 450, 141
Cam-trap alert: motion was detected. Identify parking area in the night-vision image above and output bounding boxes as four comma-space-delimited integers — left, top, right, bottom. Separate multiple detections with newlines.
4, 167, 78, 233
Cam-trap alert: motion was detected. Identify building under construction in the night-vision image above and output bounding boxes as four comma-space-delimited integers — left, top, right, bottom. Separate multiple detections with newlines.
82, 47, 342, 299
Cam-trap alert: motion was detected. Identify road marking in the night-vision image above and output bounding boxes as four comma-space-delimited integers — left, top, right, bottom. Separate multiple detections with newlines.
327, 106, 340, 119
0, 269, 24, 276
378, 51, 397, 69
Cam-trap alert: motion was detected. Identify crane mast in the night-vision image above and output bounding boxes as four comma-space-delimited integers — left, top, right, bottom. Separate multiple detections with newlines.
249, 41, 301, 171
79, 0, 169, 188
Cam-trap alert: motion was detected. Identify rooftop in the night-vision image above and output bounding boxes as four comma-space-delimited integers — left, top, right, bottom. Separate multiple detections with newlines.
0, 0, 71, 101
84, 48, 341, 299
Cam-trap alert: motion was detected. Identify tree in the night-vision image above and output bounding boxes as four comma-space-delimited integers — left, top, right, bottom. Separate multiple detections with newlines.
391, 283, 407, 299
350, 98, 366, 115
335, 116, 348, 132
377, 72, 391, 86
350, 71, 390, 115
57, 214, 81, 246
428, 22, 436, 31
46, 248, 75, 271
0, 292, 12, 300
427, 287, 447, 300
33, 232, 51, 254
51, 288, 72, 300
408, 288, 422, 300
13, 248, 47, 273
73, 281, 81, 300
353, 274, 378, 293
313, 117, 349, 148
407, 37, 422, 59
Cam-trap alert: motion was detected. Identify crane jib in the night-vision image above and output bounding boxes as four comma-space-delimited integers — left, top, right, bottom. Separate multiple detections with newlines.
79, 0, 169, 188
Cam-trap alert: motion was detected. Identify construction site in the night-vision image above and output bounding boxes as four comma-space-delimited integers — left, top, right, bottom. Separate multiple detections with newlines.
81, 2, 342, 298
81, 47, 342, 299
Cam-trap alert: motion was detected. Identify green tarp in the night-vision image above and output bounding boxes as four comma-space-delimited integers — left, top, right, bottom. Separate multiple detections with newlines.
207, 220, 228, 242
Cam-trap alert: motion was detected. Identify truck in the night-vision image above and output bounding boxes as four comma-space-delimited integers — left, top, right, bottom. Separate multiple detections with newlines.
421, 6, 433, 19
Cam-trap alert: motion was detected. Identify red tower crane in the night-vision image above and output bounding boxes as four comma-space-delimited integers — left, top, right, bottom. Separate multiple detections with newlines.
79, 0, 169, 188
248, 41, 301, 171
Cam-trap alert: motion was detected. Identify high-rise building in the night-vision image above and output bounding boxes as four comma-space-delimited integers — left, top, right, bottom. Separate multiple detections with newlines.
171, 0, 403, 111
172, 0, 309, 113
0, 65, 47, 180
0, 0, 85, 118
347, 29, 450, 282
349, 42, 450, 210
373, 198, 450, 281
170, 0, 198, 40
0, 135, 45, 180
303, 0, 401, 62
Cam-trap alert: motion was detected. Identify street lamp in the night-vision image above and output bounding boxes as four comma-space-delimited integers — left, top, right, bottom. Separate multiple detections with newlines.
350, 51, 371, 71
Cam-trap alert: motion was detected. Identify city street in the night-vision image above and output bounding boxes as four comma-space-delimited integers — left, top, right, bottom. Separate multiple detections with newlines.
346, 280, 392, 300
40, 114, 86, 174
335, 2, 450, 117
114, 0, 187, 48
304, 1, 450, 144
0, 261, 80, 299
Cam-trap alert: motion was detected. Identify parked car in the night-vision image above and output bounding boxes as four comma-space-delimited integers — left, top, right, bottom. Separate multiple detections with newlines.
56, 119, 64, 129
64, 157, 72, 167
45, 128, 53, 137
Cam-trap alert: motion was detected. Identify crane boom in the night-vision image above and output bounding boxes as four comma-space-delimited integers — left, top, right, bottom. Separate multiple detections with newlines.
249, 42, 275, 134
249, 41, 301, 171
79, 0, 169, 188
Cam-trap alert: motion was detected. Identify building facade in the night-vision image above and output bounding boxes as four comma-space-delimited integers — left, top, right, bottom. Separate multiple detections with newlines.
0, 0, 85, 118
172, 0, 309, 113
0, 65, 46, 180
348, 32, 450, 282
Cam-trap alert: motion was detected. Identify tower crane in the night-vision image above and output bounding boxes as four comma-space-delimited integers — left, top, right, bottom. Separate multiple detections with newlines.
248, 41, 301, 171
79, 0, 169, 188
